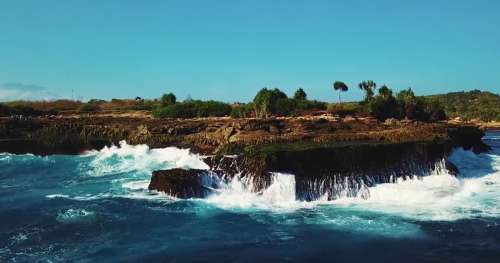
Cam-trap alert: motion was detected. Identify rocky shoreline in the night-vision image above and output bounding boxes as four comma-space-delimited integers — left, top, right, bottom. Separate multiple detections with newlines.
0, 116, 490, 199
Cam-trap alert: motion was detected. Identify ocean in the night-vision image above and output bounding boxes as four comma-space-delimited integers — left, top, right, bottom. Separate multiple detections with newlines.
1, 131, 499, 262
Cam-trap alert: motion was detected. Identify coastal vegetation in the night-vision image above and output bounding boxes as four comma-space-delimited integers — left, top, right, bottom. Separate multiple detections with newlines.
0, 84, 498, 122
424, 90, 500, 121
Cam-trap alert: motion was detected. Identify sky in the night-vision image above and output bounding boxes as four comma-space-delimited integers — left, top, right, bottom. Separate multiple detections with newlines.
0, 0, 499, 102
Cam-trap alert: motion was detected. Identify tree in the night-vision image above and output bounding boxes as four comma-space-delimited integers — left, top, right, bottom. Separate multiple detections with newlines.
293, 88, 307, 100
396, 88, 428, 120
253, 88, 288, 118
358, 80, 377, 101
425, 100, 446, 121
333, 81, 348, 103
367, 86, 398, 121
378, 85, 392, 99
161, 93, 176, 107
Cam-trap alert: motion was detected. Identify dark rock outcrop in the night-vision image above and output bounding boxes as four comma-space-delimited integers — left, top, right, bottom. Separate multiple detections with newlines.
148, 169, 210, 198
447, 125, 491, 153
201, 141, 456, 200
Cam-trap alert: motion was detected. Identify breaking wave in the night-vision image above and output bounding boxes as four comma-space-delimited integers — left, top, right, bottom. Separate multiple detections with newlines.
200, 148, 500, 220
82, 140, 208, 177
38, 138, 500, 221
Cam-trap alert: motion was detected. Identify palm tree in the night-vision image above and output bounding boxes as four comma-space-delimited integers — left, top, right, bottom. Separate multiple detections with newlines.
333, 81, 348, 103
358, 80, 377, 101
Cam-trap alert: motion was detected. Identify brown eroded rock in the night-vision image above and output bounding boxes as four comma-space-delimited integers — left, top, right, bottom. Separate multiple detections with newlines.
148, 168, 210, 198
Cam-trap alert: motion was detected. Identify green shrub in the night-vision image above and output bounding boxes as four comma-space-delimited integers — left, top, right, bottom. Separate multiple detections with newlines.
424, 90, 500, 121
367, 95, 399, 121
293, 88, 307, 100
78, 103, 101, 112
153, 100, 231, 118
253, 88, 288, 118
161, 93, 177, 107
327, 102, 360, 117
230, 103, 253, 118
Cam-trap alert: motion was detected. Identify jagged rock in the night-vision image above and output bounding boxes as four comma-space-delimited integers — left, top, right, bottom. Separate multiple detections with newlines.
448, 125, 491, 153
0, 116, 490, 156
148, 169, 209, 198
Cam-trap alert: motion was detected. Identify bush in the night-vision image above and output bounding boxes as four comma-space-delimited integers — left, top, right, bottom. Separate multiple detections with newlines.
293, 88, 307, 100
252, 88, 327, 118
153, 100, 231, 118
4, 100, 81, 111
230, 103, 253, 118
78, 103, 101, 112
424, 90, 500, 121
327, 102, 360, 117
161, 93, 177, 107
367, 95, 399, 121
274, 99, 327, 116
424, 100, 446, 121
0, 103, 57, 117
253, 88, 288, 118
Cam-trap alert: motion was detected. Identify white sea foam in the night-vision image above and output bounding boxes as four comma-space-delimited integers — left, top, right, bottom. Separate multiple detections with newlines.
46, 194, 70, 199
330, 148, 500, 221
121, 180, 150, 190
47, 141, 210, 201
201, 148, 500, 221
56, 209, 96, 224
42, 140, 500, 222
82, 140, 208, 177
205, 173, 315, 211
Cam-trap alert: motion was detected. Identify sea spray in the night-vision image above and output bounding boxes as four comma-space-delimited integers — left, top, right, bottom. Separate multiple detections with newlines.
205, 173, 299, 210
33, 137, 500, 221
82, 140, 208, 177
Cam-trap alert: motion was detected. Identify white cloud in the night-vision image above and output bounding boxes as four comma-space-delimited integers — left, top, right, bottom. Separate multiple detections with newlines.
0, 82, 58, 101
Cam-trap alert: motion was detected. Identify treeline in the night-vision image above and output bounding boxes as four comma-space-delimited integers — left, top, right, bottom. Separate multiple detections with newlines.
424, 90, 500, 121
0, 103, 57, 117
1, 84, 498, 122
152, 93, 233, 118
151, 88, 327, 118
0, 98, 159, 116
152, 82, 448, 121
357, 82, 446, 122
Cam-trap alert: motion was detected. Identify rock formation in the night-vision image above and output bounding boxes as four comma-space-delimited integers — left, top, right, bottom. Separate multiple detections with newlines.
0, 115, 490, 199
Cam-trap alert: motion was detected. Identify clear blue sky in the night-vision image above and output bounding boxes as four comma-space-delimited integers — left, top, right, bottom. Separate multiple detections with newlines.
0, 0, 499, 102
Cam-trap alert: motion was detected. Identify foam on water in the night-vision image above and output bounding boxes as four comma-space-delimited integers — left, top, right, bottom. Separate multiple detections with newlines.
44, 141, 207, 201
83, 140, 208, 177
37, 137, 500, 222
205, 173, 303, 211
198, 148, 500, 222
328, 148, 500, 221
3, 134, 500, 261
56, 209, 96, 224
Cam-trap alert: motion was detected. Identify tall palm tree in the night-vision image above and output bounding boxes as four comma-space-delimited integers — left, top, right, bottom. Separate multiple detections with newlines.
333, 81, 349, 103
358, 80, 377, 101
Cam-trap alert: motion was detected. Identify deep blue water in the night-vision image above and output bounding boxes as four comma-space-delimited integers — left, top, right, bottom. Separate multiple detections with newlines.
1, 132, 500, 263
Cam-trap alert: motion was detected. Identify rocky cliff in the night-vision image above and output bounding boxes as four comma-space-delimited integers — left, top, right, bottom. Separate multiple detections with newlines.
0, 115, 489, 200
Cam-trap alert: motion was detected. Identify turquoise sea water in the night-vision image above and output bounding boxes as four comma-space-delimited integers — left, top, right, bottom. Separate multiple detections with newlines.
1, 132, 500, 262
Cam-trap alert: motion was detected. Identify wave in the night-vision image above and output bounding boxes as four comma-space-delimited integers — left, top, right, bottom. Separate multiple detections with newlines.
204, 173, 303, 211
36, 140, 500, 221
199, 148, 500, 221
82, 140, 208, 177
